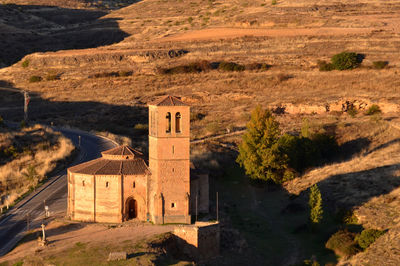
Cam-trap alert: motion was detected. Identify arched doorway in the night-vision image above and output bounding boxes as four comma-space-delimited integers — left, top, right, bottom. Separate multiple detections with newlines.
126, 198, 137, 219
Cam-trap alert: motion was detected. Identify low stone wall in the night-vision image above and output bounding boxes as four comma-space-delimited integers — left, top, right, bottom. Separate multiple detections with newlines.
173, 222, 220, 261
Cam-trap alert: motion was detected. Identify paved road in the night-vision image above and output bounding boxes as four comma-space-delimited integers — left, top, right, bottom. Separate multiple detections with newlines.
0, 128, 118, 256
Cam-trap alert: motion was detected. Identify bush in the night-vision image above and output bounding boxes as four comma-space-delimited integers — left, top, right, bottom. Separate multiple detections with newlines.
317, 60, 334, 71
190, 112, 206, 122
20, 120, 27, 128
331, 52, 362, 70
3, 145, 18, 159
118, 71, 133, 77
245, 63, 271, 71
372, 61, 388, 69
365, 104, 381, 115
160, 61, 212, 74
22, 59, 30, 68
347, 106, 358, 117
326, 230, 361, 257
309, 184, 323, 224
277, 133, 338, 173
356, 229, 385, 250
45, 74, 60, 81
218, 61, 245, 72
29, 75, 42, 83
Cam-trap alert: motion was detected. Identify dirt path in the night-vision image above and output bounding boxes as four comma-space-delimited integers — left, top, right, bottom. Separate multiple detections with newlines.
157, 27, 374, 43
0, 219, 174, 262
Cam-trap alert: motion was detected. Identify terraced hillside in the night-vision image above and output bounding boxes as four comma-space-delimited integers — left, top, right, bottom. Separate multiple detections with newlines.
1, 0, 400, 264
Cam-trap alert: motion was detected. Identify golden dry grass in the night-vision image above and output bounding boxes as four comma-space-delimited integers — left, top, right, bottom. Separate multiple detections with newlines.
0, 125, 75, 210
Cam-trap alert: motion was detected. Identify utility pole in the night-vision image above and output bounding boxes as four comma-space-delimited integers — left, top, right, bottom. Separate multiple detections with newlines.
216, 191, 219, 222
23, 91, 30, 122
195, 194, 198, 223
26, 213, 30, 231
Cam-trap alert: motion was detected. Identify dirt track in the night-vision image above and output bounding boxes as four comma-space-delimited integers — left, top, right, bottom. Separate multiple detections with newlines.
157, 27, 374, 43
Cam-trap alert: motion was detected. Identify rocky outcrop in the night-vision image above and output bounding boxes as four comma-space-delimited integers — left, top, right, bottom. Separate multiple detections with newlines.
272, 99, 399, 115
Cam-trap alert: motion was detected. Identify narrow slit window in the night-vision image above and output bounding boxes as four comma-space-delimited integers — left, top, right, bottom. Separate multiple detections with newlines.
166, 112, 171, 133
171, 203, 176, 208
172, 145, 174, 154
175, 112, 181, 133
133, 181, 135, 188
82, 180, 85, 186
106, 181, 109, 188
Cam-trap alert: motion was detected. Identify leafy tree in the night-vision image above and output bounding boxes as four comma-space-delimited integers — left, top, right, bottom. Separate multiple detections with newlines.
309, 184, 323, 224
236, 106, 289, 184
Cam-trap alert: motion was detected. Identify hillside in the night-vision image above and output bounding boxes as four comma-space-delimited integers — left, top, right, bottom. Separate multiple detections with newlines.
1, 0, 400, 264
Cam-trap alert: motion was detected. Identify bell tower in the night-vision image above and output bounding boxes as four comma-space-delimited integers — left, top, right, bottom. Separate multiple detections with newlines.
148, 96, 191, 224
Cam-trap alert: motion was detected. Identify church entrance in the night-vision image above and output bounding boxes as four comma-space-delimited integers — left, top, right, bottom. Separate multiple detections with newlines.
126, 198, 137, 219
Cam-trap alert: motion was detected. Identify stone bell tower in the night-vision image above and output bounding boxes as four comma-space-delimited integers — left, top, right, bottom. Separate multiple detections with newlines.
148, 96, 191, 224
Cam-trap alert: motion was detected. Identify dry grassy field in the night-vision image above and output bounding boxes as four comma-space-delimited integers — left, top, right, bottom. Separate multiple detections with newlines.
1, 0, 400, 264
0, 124, 74, 211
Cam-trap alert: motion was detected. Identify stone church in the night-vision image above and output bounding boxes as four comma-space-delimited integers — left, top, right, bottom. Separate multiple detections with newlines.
67, 96, 208, 224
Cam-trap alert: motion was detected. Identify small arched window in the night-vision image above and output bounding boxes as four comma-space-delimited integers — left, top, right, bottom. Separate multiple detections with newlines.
106, 181, 109, 188
82, 180, 85, 186
166, 112, 171, 133
175, 112, 181, 133
133, 181, 135, 188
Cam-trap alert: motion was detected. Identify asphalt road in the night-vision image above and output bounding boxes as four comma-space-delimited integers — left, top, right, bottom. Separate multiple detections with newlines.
0, 127, 118, 256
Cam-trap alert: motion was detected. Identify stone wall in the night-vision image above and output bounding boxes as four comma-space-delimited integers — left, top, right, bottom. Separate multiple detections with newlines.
173, 222, 220, 261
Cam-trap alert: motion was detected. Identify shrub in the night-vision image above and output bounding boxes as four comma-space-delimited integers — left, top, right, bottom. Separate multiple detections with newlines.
92, 72, 119, 78
317, 60, 334, 71
276, 73, 292, 82
347, 106, 358, 117
3, 145, 18, 158
45, 74, 59, 81
372, 61, 388, 69
245, 63, 271, 71
271, 0, 277, 5
331, 52, 362, 70
277, 133, 338, 173
365, 104, 381, 115
21, 59, 29, 68
29, 75, 42, 83
20, 120, 27, 128
218, 61, 245, 72
190, 112, 206, 122
326, 230, 360, 257
118, 71, 133, 77
356, 229, 385, 250
342, 210, 359, 225
160, 61, 212, 74
309, 184, 323, 224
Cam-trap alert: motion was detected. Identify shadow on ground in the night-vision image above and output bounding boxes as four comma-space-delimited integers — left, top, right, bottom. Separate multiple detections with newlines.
0, 81, 148, 149
0, 3, 130, 66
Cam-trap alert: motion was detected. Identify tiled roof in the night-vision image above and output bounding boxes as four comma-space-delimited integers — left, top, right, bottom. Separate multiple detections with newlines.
68, 145, 150, 176
101, 145, 143, 160
148, 95, 188, 106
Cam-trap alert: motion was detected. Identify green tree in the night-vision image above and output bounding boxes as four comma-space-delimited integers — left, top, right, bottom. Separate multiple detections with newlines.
309, 184, 323, 224
236, 106, 289, 183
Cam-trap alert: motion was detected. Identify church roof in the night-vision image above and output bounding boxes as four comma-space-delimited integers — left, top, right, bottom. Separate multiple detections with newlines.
148, 95, 188, 106
68, 145, 150, 176
101, 145, 143, 160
